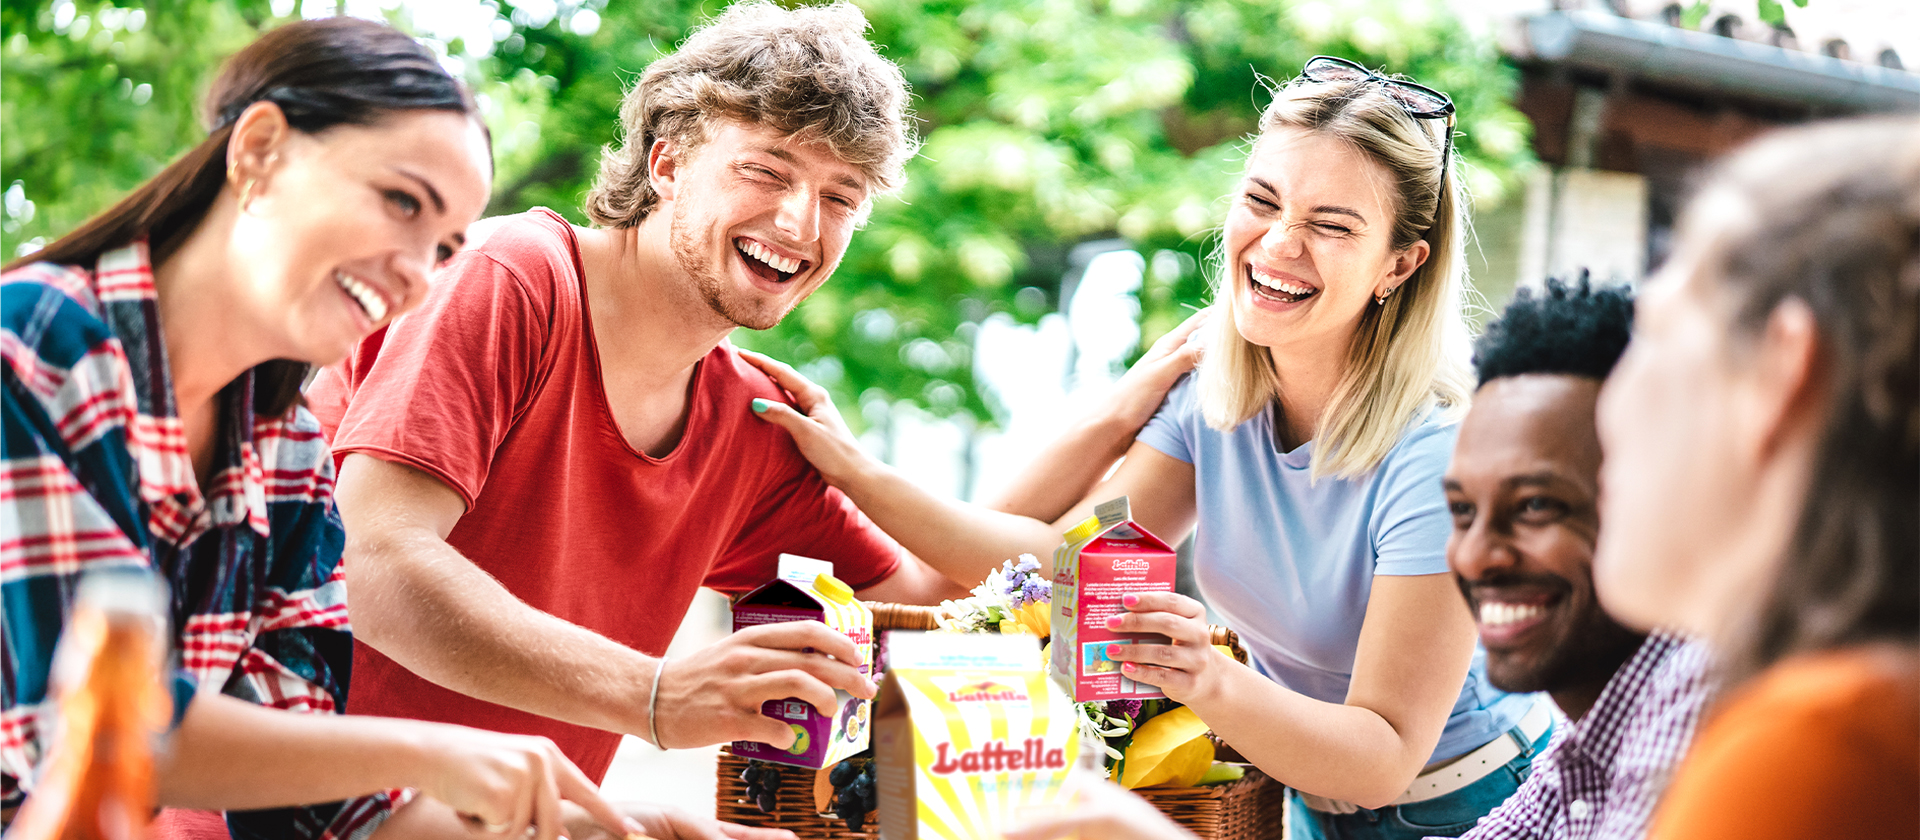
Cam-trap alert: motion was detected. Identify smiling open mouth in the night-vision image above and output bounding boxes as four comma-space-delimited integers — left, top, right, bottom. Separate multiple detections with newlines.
736, 238, 807, 284
1479, 600, 1551, 628
1249, 265, 1318, 303
335, 270, 389, 322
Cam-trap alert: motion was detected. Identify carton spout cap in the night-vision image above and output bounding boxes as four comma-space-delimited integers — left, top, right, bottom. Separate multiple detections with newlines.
813, 573, 856, 604
1062, 516, 1102, 545
1062, 495, 1131, 544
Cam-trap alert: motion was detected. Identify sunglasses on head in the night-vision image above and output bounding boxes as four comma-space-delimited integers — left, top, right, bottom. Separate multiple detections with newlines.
1299, 55, 1456, 189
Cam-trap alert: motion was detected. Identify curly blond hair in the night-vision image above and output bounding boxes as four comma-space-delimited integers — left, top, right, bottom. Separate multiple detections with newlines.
584, 1, 918, 228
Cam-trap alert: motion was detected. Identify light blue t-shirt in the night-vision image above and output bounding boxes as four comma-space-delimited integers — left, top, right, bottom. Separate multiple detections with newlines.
1136, 374, 1534, 763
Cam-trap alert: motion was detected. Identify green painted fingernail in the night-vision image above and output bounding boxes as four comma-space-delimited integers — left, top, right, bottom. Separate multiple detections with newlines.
751, 398, 772, 414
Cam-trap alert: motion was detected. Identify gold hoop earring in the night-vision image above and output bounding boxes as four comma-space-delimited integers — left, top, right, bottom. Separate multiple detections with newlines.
239, 179, 256, 213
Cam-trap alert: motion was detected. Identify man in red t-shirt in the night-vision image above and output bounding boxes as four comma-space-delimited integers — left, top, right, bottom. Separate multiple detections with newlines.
305, 1, 968, 799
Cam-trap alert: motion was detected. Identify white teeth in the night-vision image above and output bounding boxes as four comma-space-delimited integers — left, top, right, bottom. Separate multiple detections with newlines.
335, 271, 388, 322
1249, 267, 1315, 297
1479, 601, 1547, 627
737, 239, 801, 275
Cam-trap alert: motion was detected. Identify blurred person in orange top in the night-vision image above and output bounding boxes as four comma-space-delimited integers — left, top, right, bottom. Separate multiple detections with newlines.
1593, 115, 1920, 840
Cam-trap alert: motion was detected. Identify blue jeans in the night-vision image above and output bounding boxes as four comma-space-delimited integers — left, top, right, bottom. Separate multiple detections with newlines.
1284, 720, 1555, 840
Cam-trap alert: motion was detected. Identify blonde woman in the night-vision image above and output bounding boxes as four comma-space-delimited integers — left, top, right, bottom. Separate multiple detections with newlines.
749, 57, 1545, 840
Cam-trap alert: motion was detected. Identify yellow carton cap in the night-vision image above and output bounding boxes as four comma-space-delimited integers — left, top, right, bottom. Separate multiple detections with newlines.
1062, 515, 1102, 545
812, 572, 856, 604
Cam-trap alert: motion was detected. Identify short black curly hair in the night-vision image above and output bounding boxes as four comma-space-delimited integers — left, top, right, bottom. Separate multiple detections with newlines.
1473, 272, 1635, 388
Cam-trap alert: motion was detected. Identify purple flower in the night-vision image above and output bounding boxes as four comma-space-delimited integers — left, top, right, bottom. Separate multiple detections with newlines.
1015, 554, 1042, 574
1106, 698, 1143, 719
1020, 578, 1051, 605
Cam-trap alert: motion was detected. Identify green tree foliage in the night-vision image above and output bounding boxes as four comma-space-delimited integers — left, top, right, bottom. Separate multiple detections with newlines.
2, 0, 1535, 430
3, 0, 277, 251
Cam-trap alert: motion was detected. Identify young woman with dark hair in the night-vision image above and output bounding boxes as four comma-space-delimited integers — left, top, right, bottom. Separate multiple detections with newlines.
1594, 116, 1919, 839
1, 17, 639, 840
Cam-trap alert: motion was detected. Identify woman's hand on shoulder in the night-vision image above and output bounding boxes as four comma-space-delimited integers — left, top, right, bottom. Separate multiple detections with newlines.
1098, 309, 1210, 433
738, 348, 872, 488
1101, 591, 1237, 706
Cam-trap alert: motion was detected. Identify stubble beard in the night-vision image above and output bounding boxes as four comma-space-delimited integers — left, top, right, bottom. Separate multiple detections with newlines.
669, 200, 791, 332
1459, 570, 1647, 696
1497, 592, 1647, 695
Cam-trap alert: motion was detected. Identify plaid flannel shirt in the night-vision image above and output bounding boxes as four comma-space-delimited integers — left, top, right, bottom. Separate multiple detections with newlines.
2, 241, 406, 837
1453, 632, 1711, 840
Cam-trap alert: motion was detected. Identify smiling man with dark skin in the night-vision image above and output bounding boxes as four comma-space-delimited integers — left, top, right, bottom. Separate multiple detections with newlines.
1439, 277, 1710, 840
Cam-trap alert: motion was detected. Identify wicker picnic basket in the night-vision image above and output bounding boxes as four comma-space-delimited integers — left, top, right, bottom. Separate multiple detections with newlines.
714, 603, 1286, 840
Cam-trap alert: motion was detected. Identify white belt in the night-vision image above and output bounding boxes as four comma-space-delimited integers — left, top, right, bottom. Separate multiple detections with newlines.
1295, 700, 1554, 815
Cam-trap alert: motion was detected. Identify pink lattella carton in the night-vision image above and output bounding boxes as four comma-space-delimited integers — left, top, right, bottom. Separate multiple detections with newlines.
1049, 496, 1178, 701
730, 554, 875, 769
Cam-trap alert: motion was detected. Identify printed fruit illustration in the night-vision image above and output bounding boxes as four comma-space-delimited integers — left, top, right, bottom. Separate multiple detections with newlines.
786, 723, 811, 754
839, 698, 868, 743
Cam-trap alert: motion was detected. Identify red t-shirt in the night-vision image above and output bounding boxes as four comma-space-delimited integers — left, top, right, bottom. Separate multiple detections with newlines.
306, 208, 903, 780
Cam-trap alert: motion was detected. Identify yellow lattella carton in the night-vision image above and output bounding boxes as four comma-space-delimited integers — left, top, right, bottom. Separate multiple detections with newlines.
874, 631, 1078, 840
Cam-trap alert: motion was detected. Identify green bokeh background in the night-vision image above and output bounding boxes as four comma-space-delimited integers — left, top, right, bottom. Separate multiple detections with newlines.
1, 0, 1537, 431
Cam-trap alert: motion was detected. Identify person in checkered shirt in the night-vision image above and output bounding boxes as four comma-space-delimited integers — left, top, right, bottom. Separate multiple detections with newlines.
1439, 276, 1710, 840
1, 17, 643, 840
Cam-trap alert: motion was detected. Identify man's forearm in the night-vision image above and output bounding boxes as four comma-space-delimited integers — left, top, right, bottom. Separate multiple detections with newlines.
836, 458, 1067, 585
346, 526, 655, 738
979, 412, 1136, 522
1191, 667, 1435, 809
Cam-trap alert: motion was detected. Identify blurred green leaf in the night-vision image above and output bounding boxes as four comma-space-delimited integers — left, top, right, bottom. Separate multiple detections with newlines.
1681, 1, 1711, 29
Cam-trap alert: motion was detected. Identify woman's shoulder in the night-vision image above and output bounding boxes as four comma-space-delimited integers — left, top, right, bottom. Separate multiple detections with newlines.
253, 404, 340, 494
2, 264, 130, 416
1140, 370, 1205, 435
1722, 645, 1918, 737
2, 261, 112, 346
1163, 370, 1201, 406
1691, 646, 1917, 787
1374, 408, 1460, 475
1651, 645, 1918, 839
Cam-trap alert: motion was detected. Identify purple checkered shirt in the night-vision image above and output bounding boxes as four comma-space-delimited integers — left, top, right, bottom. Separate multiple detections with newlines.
1451, 632, 1710, 840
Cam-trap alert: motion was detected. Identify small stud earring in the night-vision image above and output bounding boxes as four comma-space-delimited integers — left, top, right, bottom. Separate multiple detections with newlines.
1375, 288, 1393, 305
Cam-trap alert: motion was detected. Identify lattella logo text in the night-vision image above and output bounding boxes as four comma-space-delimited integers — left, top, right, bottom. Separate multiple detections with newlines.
929, 739, 1067, 775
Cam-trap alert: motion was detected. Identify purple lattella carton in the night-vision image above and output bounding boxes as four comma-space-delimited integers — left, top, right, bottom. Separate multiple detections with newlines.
730, 554, 875, 768
1048, 496, 1179, 701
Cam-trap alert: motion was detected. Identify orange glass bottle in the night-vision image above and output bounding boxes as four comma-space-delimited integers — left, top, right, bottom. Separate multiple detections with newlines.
7, 569, 171, 840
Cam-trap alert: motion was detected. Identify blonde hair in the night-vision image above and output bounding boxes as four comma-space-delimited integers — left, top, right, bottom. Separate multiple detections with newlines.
1199, 72, 1474, 480
584, 0, 918, 228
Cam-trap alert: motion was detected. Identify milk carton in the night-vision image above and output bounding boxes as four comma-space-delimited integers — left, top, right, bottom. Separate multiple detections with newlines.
730, 555, 875, 768
1049, 496, 1179, 701
874, 631, 1078, 840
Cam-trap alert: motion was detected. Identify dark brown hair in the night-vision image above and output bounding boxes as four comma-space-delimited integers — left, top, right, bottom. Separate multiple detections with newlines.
584, 0, 917, 228
5, 17, 482, 418
1689, 116, 1920, 684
